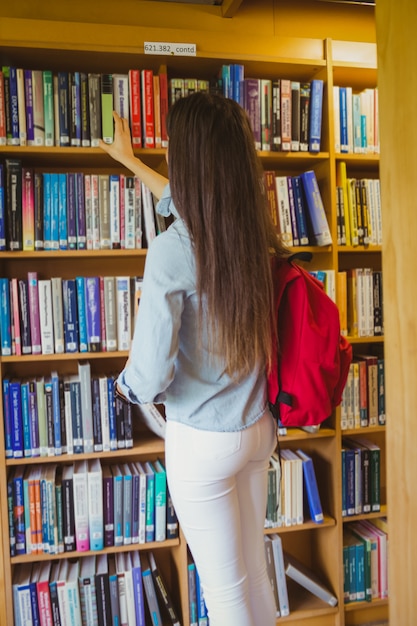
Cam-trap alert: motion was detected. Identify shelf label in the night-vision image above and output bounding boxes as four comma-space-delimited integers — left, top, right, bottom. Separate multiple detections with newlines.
144, 41, 197, 56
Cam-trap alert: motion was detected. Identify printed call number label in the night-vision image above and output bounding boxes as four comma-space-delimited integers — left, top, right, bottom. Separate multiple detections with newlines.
144, 41, 197, 56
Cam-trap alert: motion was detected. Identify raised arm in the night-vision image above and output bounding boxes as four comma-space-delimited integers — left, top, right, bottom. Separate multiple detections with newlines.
98, 111, 168, 201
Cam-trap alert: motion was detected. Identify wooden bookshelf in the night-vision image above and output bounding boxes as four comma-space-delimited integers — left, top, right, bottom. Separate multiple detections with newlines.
0, 2, 386, 625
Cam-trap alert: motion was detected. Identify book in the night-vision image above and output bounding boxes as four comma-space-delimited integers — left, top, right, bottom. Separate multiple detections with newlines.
300, 170, 332, 246
38, 278, 54, 355
153, 458, 167, 542
264, 536, 280, 617
101, 73, 113, 144
129, 69, 142, 147
78, 555, 97, 626
284, 552, 338, 606
296, 449, 324, 523
95, 553, 111, 626
149, 551, 181, 626
143, 461, 156, 542
135, 403, 166, 439
0, 277, 12, 356
73, 459, 90, 551
5, 158, 23, 250
141, 69, 155, 148
142, 552, 163, 626
308, 79, 324, 152
84, 276, 101, 352
116, 276, 131, 350
62, 278, 78, 353
87, 458, 104, 551
187, 558, 198, 626
269, 533, 290, 617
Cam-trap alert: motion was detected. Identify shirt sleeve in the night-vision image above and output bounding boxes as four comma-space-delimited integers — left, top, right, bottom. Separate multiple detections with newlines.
116, 228, 186, 404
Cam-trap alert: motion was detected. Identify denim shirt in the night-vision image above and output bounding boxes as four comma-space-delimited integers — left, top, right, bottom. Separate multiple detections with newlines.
116, 185, 269, 431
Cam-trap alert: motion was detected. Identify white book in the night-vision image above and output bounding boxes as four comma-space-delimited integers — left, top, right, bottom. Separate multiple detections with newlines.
38, 279, 54, 355
56, 559, 70, 626
103, 276, 117, 351
269, 533, 290, 616
124, 176, 136, 249
269, 451, 282, 527
280, 454, 292, 527
99, 375, 111, 452
109, 174, 121, 249
65, 560, 82, 626
115, 552, 129, 626
134, 461, 148, 544
281, 449, 303, 525
91, 173, 101, 250
116, 276, 131, 350
113, 73, 130, 120
12, 566, 33, 626
87, 458, 104, 551
122, 552, 138, 626
275, 176, 293, 247
135, 403, 166, 439
284, 552, 338, 607
51, 276, 64, 353
63, 376, 74, 455
134, 177, 143, 248
84, 173, 93, 249
78, 361, 94, 453
73, 460, 90, 551
264, 536, 280, 617
333, 85, 341, 152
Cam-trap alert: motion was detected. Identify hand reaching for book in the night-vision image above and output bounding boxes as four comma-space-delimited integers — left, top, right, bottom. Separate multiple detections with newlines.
98, 111, 135, 169
98, 110, 168, 200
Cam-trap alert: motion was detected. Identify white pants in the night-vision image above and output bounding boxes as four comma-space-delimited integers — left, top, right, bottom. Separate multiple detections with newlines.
165, 410, 277, 626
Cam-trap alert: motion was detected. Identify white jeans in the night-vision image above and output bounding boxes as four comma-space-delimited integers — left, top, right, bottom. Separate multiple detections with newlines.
165, 410, 277, 626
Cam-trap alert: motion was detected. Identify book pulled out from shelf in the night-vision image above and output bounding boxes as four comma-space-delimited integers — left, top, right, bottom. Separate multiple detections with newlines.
134, 403, 166, 439
284, 553, 338, 607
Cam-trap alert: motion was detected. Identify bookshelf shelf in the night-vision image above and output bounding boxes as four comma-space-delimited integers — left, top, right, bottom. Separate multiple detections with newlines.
0, 6, 385, 626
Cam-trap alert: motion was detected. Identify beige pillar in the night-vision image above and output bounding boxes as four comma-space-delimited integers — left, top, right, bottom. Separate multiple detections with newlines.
376, 1, 417, 622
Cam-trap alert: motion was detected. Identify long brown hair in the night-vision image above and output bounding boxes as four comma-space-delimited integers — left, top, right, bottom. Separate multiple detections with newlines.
166, 92, 288, 379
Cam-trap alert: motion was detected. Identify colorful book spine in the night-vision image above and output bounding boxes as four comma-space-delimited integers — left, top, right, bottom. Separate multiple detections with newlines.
27, 271, 42, 354
22, 167, 35, 251
84, 276, 101, 352
75, 276, 88, 353
0, 277, 12, 356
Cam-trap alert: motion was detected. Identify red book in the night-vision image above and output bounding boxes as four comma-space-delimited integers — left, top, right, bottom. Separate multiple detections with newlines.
129, 69, 142, 147
158, 64, 169, 148
36, 561, 54, 626
153, 74, 162, 149
141, 69, 155, 148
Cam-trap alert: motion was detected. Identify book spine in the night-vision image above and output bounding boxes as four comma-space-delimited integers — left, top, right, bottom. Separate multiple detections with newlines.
5, 158, 23, 250
116, 276, 131, 351
38, 279, 54, 355
300, 170, 332, 246
73, 461, 89, 551
80, 71, 90, 147
141, 69, 155, 148
22, 168, 35, 251
57, 71, 70, 146
76, 171, 86, 250
75, 276, 88, 353
27, 271, 42, 354
42, 70, 54, 146
62, 278, 79, 353
101, 73, 114, 144
129, 69, 142, 147
0, 277, 12, 356
88, 73, 101, 147
308, 79, 323, 152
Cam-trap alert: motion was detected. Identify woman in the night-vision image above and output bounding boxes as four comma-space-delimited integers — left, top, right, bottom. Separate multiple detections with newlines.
99, 92, 287, 626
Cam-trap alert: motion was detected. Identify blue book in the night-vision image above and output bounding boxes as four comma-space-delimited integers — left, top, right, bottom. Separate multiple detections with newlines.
42, 172, 52, 250
144, 461, 156, 543
8, 67, 20, 144
50, 172, 59, 250
75, 276, 88, 353
296, 449, 324, 523
12, 465, 26, 555
51, 370, 62, 455
0, 163, 6, 250
343, 446, 356, 516
111, 465, 124, 547
0, 277, 12, 356
62, 278, 79, 353
20, 380, 32, 458
300, 170, 332, 247
44, 376, 55, 455
131, 551, 146, 626
291, 176, 310, 245
107, 375, 117, 451
28, 379, 40, 457
10, 379, 24, 458
195, 564, 209, 626
58, 172, 68, 249
3, 378, 13, 458
339, 86, 349, 153
308, 79, 323, 152
84, 276, 101, 352
122, 463, 133, 545
76, 172, 86, 249
29, 563, 41, 626
57, 71, 70, 146
187, 560, 198, 626
67, 172, 77, 249
232, 63, 244, 105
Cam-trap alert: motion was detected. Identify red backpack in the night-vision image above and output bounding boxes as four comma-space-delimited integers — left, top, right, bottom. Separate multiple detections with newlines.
268, 253, 352, 427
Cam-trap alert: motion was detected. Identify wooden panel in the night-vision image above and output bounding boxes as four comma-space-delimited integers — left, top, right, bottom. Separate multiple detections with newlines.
376, 0, 417, 623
